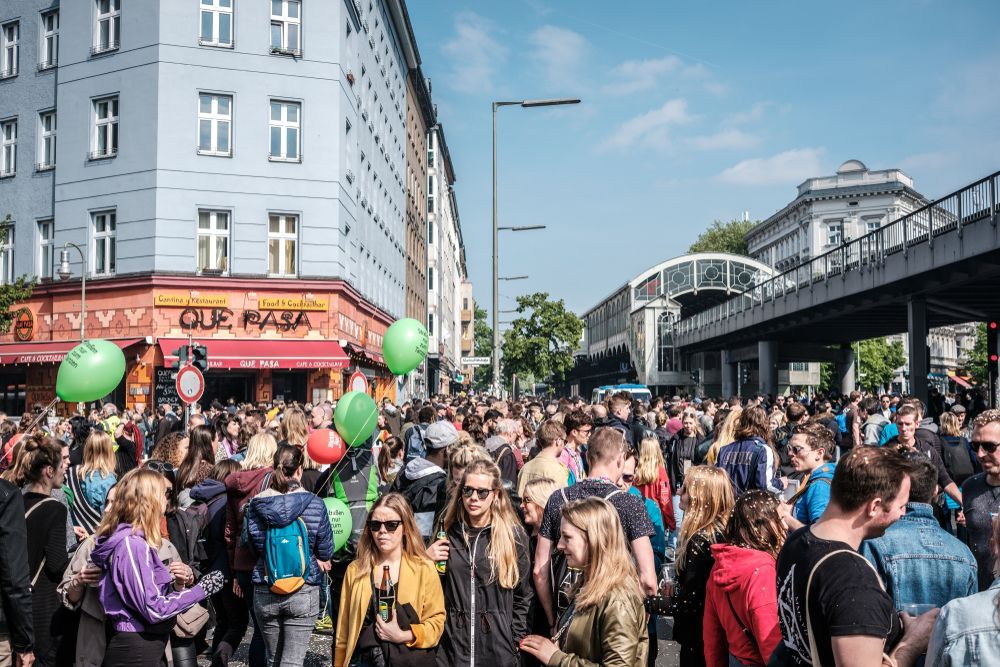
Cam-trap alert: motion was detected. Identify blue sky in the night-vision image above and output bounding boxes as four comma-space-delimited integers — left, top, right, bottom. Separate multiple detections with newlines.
406, 0, 1000, 321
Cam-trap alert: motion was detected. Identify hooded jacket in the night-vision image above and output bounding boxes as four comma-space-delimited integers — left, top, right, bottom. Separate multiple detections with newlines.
862, 412, 889, 446
703, 543, 781, 667
224, 466, 273, 572
716, 437, 784, 497
244, 486, 334, 586
190, 478, 230, 575
90, 523, 209, 633
391, 457, 448, 539
792, 461, 835, 526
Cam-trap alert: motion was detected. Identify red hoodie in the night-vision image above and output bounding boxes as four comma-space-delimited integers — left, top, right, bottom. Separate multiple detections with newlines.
636, 465, 676, 531
703, 543, 781, 667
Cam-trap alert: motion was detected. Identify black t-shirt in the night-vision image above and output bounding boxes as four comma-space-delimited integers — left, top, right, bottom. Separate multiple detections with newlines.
538, 478, 654, 543
775, 527, 902, 666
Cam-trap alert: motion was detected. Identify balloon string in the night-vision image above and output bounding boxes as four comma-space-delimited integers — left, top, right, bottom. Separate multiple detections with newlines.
24, 398, 60, 433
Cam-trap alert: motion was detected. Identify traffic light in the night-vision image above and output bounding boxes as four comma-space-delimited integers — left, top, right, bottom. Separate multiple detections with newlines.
171, 345, 189, 371
989, 321, 998, 407
191, 344, 209, 373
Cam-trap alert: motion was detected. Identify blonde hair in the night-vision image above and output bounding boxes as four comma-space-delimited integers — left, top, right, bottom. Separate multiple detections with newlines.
522, 476, 560, 508
95, 468, 166, 548
442, 460, 523, 589
80, 430, 117, 479
280, 408, 310, 447
356, 493, 431, 569
633, 436, 665, 487
242, 432, 278, 470
706, 407, 742, 465
676, 466, 733, 572
939, 411, 961, 437
447, 443, 491, 484
561, 497, 642, 610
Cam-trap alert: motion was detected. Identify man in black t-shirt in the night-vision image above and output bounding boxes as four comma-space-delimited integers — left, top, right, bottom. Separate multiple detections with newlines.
775, 446, 937, 667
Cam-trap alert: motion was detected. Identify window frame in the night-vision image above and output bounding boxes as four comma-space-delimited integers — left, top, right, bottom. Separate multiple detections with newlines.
826, 220, 843, 246
0, 225, 13, 285
196, 209, 231, 274
37, 110, 56, 171
267, 213, 298, 278
92, 209, 117, 277
1, 21, 18, 78
91, 96, 119, 160
269, 0, 301, 56
37, 219, 54, 280
39, 10, 58, 69
0, 118, 15, 177
93, 0, 121, 55
268, 100, 301, 162
197, 93, 233, 157
199, 0, 234, 48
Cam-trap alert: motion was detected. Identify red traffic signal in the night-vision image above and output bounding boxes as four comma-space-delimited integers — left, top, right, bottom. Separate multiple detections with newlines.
991, 321, 998, 330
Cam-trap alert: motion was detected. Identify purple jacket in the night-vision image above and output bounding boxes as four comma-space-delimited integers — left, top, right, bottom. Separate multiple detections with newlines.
91, 523, 208, 632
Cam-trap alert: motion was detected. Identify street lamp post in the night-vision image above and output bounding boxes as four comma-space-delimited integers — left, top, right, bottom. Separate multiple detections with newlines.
57, 242, 88, 341
492, 98, 579, 395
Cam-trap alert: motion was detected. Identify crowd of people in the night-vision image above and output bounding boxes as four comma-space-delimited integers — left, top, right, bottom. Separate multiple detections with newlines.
0, 386, 997, 667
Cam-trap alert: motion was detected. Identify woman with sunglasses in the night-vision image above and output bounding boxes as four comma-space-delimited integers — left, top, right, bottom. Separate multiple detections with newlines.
520, 496, 648, 666
334, 492, 445, 667
778, 422, 836, 532
245, 445, 333, 666
437, 460, 533, 667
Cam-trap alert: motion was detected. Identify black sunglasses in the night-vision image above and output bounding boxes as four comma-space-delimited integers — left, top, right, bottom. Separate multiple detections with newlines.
145, 460, 176, 474
972, 440, 1000, 454
621, 473, 635, 483
462, 486, 492, 500
367, 520, 402, 533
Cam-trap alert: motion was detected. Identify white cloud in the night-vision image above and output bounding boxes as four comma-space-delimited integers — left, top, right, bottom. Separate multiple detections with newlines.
898, 151, 958, 171
685, 129, 759, 151
718, 148, 825, 186
602, 56, 682, 95
600, 99, 693, 151
528, 25, 588, 89
725, 102, 772, 125
443, 12, 506, 94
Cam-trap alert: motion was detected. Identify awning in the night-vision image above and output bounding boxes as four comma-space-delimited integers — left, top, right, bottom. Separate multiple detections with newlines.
158, 338, 348, 370
949, 374, 974, 389
345, 343, 386, 368
0, 338, 145, 365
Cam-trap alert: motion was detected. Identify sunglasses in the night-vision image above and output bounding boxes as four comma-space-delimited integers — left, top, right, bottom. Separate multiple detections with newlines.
367, 520, 402, 533
462, 486, 492, 500
789, 445, 812, 455
972, 440, 1000, 454
621, 473, 634, 483
145, 460, 176, 474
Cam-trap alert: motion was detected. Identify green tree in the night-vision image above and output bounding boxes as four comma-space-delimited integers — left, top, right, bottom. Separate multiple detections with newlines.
856, 337, 906, 393
819, 362, 835, 393
963, 322, 988, 386
0, 217, 34, 333
472, 306, 493, 390
500, 292, 583, 383
688, 218, 758, 256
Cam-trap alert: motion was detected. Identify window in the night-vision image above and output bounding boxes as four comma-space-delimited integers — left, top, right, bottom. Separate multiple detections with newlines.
92, 210, 116, 276
39, 11, 58, 68
0, 226, 12, 285
428, 266, 434, 290
268, 101, 300, 161
270, 0, 301, 55
427, 219, 434, 243
37, 219, 54, 279
1, 22, 17, 78
37, 111, 56, 170
657, 312, 674, 373
428, 312, 434, 335
93, 0, 121, 54
427, 174, 434, 212
865, 217, 882, 234
267, 214, 296, 276
0, 119, 15, 177
92, 97, 118, 159
827, 221, 843, 246
197, 94, 232, 156
200, 0, 233, 47
197, 210, 229, 273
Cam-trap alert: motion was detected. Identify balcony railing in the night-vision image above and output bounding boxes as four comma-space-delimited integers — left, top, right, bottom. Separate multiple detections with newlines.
90, 41, 120, 56
88, 149, 117, 161
676, 171, 1000, 336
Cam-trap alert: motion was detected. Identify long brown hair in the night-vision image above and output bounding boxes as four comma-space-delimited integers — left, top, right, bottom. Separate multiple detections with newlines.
676, 466, 733, 572
95, 468, 167, 547
4, 434, 62, 486
355, 493, 431, 569
724, 490, 785, 559
269, 445, 303, 493
280, 408, 310, 447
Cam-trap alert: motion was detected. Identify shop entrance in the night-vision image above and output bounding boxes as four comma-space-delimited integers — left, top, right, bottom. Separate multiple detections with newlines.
0, 371, 26, 415
204, 373, 256, 405
271, 371, 308, 403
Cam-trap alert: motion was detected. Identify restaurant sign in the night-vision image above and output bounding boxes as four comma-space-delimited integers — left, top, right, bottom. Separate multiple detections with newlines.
155, 293, 230, 308
258, 296, 328, 311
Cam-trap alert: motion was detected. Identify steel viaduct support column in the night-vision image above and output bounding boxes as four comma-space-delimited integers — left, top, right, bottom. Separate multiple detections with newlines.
908, 297, 929, 404
758, 341, 779, 397
838, 344, 856, 395
721, 350, 737, 398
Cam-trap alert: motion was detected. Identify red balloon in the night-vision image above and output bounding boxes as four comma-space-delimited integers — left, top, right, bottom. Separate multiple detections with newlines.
307, 428, 345, 466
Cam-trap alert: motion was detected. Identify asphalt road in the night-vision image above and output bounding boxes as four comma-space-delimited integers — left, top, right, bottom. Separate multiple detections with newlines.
198, 617, 682, 666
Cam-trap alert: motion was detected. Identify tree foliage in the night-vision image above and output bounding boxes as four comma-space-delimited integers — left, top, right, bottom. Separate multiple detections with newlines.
0, 220, 34, 334
473, 306, 493, 390
856, 337, 906, 393
963, 322, 988, 386
688, 218, 758, 256
500, 292, 583, 383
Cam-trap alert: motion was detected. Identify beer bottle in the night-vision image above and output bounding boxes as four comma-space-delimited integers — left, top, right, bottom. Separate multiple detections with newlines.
435, 531, 448, 574
378, 565, 395, 622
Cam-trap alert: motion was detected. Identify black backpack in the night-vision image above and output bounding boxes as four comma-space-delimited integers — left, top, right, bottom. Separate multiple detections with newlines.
940, 435, 979, 485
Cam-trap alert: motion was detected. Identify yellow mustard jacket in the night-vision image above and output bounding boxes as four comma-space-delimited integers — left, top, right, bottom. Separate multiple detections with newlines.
334, 554, 446, 667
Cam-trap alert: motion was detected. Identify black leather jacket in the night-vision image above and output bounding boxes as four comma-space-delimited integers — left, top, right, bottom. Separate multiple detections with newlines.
0, 479, 33, 653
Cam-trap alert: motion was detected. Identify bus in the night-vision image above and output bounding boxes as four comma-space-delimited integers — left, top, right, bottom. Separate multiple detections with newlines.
591, 384, 652, 405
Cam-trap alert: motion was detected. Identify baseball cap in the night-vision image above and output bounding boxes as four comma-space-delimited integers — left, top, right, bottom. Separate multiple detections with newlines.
424, 421, 459, 450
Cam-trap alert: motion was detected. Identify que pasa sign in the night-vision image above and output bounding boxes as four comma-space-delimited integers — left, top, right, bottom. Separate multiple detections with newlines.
178, 307, 313, 332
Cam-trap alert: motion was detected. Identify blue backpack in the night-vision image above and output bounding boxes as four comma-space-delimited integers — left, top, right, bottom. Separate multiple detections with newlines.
264, 517, 309, 595
835, 412, 848, 434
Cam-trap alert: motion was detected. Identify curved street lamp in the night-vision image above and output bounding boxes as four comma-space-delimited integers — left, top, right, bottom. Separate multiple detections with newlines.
57, 242, 87, 341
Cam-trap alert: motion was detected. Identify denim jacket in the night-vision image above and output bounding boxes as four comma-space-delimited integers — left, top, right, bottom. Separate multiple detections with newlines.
860, 502, 978, 609
926, 579, 1000, 667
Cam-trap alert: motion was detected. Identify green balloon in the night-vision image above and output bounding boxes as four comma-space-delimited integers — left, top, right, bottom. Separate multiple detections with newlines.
382, 318, 428, 375
334, 390, 378, 447
56, 339, 126, 403
323, 497, 353, 552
